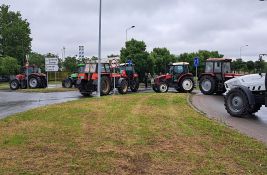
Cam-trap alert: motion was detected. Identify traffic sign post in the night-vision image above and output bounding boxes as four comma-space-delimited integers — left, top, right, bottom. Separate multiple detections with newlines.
45, 58, 59, 88
111, 59, 118, 95
194, 57, 200, 87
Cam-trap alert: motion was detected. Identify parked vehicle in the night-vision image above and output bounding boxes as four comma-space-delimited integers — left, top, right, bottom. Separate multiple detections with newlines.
10, 66, 47, 90
151, 62, 194, 93
118, 63, 139, 92
0, 75, 9, 82
199, 58, 241, 95
224, 73, 267, 117
62, 64, 85, 88
76, 62, 128, 96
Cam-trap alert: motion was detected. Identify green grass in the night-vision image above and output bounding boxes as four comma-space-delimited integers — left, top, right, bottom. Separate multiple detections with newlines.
0, 93, 266, 174
0, 82, 9, 90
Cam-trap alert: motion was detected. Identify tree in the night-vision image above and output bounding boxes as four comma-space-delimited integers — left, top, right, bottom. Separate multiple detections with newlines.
232, 59, 246, 73
246, 61, 255, 73
120, 39, 152, 81
254, 59, 265, 73
63, 57, 77, 72
177, 50, 224, 73
0, 5, 32, 66
149, 48, 176, 74
29, 52, 45, 72
0, 56, 20, 75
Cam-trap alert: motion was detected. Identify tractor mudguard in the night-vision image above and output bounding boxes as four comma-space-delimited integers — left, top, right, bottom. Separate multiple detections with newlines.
177, 73, 193, 83
235, 85, 255, 105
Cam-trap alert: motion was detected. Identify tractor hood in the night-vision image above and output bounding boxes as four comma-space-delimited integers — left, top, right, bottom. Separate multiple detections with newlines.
225, 73, 266, 92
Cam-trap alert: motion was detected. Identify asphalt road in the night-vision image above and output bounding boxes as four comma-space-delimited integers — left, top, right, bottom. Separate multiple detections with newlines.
192, 92, 267, 144
0, 91, 82, 119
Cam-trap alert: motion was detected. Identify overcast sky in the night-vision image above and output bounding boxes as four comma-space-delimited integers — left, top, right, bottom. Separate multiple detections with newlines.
2, 0, 267, 60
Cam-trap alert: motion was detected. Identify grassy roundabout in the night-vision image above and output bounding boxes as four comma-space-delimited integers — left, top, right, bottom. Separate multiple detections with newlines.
0, 93, 266, 174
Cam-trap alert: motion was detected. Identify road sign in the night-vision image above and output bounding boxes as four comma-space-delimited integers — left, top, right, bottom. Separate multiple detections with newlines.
127, 59, 132, 65
194, 57, 199, 67
111, 59, 118, 68
45, 58, 58, 65
45, 65, 59, 72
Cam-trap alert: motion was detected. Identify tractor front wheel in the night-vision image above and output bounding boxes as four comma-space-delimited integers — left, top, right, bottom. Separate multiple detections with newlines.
10, 79, 20, 90
152, 85, 160, 93
224, 88, 249, 117
118, 79, 128, 94
63, 78, 73, 88
199, 76, 216, 95
29, 77, 39, 89
130, 78, 139, 92
179, 77, 194, 93
159, 83, 168, 93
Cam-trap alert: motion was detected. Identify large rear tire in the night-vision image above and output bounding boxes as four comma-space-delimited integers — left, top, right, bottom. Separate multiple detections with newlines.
224, 88, 250, 117
199, 76, 216, 95
118, 79, 128, 94
179, 77, 194, 93
10, 79, 20, 90
130, 78, 139, 92
100, 76, 111, 96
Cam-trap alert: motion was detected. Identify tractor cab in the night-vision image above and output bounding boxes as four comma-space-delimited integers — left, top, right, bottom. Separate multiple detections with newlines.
168, 62, 189, 82
199, 58, 241, 95
21, 66, 41, 75
118, 63, 136, 78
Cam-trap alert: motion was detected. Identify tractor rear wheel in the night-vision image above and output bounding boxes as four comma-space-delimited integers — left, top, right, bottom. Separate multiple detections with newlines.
100, 76, 111, 96
29, 77, 39, 88
224, 88, 249, 117
179, 77, 194, 93
63, 78, 73, 88
118, 79, 128, 94
10, 79, 20, 90
130, 78, 139, 92
159, 83, 168, 93
199, 76, 216, 95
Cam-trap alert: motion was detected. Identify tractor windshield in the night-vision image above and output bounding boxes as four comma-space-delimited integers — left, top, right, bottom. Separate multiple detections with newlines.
169, 65, 185, 74
205, 62, 214, 73
77, 66, 85, 73
223, 62, 231, 73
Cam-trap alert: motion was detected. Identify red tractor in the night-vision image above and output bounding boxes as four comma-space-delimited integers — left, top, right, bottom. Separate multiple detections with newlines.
151, 62, 194, 93
118, 63, 139, 92
76, 62, 128, 97
199, 58, 241, 95
10, 66, 47, 90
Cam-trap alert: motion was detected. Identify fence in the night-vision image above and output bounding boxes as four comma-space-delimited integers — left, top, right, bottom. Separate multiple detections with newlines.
46, 72, 69, 81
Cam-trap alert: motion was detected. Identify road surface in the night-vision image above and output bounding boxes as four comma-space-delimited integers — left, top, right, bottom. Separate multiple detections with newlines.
192, 91, 267, 144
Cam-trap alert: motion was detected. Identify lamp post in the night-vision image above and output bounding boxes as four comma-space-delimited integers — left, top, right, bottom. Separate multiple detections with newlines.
126, 26, 135, 42
239, 45, 248, 59
97, 0, 102, 98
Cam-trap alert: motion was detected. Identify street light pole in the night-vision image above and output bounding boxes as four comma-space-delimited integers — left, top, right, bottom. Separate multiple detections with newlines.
126, 26, 135, 42
97, 0, 102, 98
239, 45, 248, 59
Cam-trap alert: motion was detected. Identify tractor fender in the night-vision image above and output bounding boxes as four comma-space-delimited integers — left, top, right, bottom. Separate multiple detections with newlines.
234, 85, 255, 105
198, 73, 215, 80
177, 73, 193, 83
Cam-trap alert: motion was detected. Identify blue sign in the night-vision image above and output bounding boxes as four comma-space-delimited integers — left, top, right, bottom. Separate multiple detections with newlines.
127, 60, 133, 65
194, 57, 199, 67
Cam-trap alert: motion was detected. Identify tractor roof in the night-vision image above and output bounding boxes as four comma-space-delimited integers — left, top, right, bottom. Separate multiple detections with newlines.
170, 62, 189, 66
206, 58, 232, 62
119, 63, 135, 66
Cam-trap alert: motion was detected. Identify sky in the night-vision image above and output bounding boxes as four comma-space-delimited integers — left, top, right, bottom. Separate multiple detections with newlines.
2, 0, 267, 61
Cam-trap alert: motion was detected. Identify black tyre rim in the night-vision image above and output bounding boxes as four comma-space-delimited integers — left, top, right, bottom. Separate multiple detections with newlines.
228, 93, 244, 113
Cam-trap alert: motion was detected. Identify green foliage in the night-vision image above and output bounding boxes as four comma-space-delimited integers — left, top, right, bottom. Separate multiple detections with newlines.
149, 48, 177, 74
246, 61, 255, 73
0, 4, 32, 66
63, 57, 78, 73
254, 59, 265, 72
177, 50, 224, 73
29, 52, 45, 72
120, 39, 153, 81
0, 56, 20, 75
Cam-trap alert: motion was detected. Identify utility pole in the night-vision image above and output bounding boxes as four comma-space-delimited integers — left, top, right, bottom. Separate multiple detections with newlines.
126, 26, 135, 42
97, 0, 102, 98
